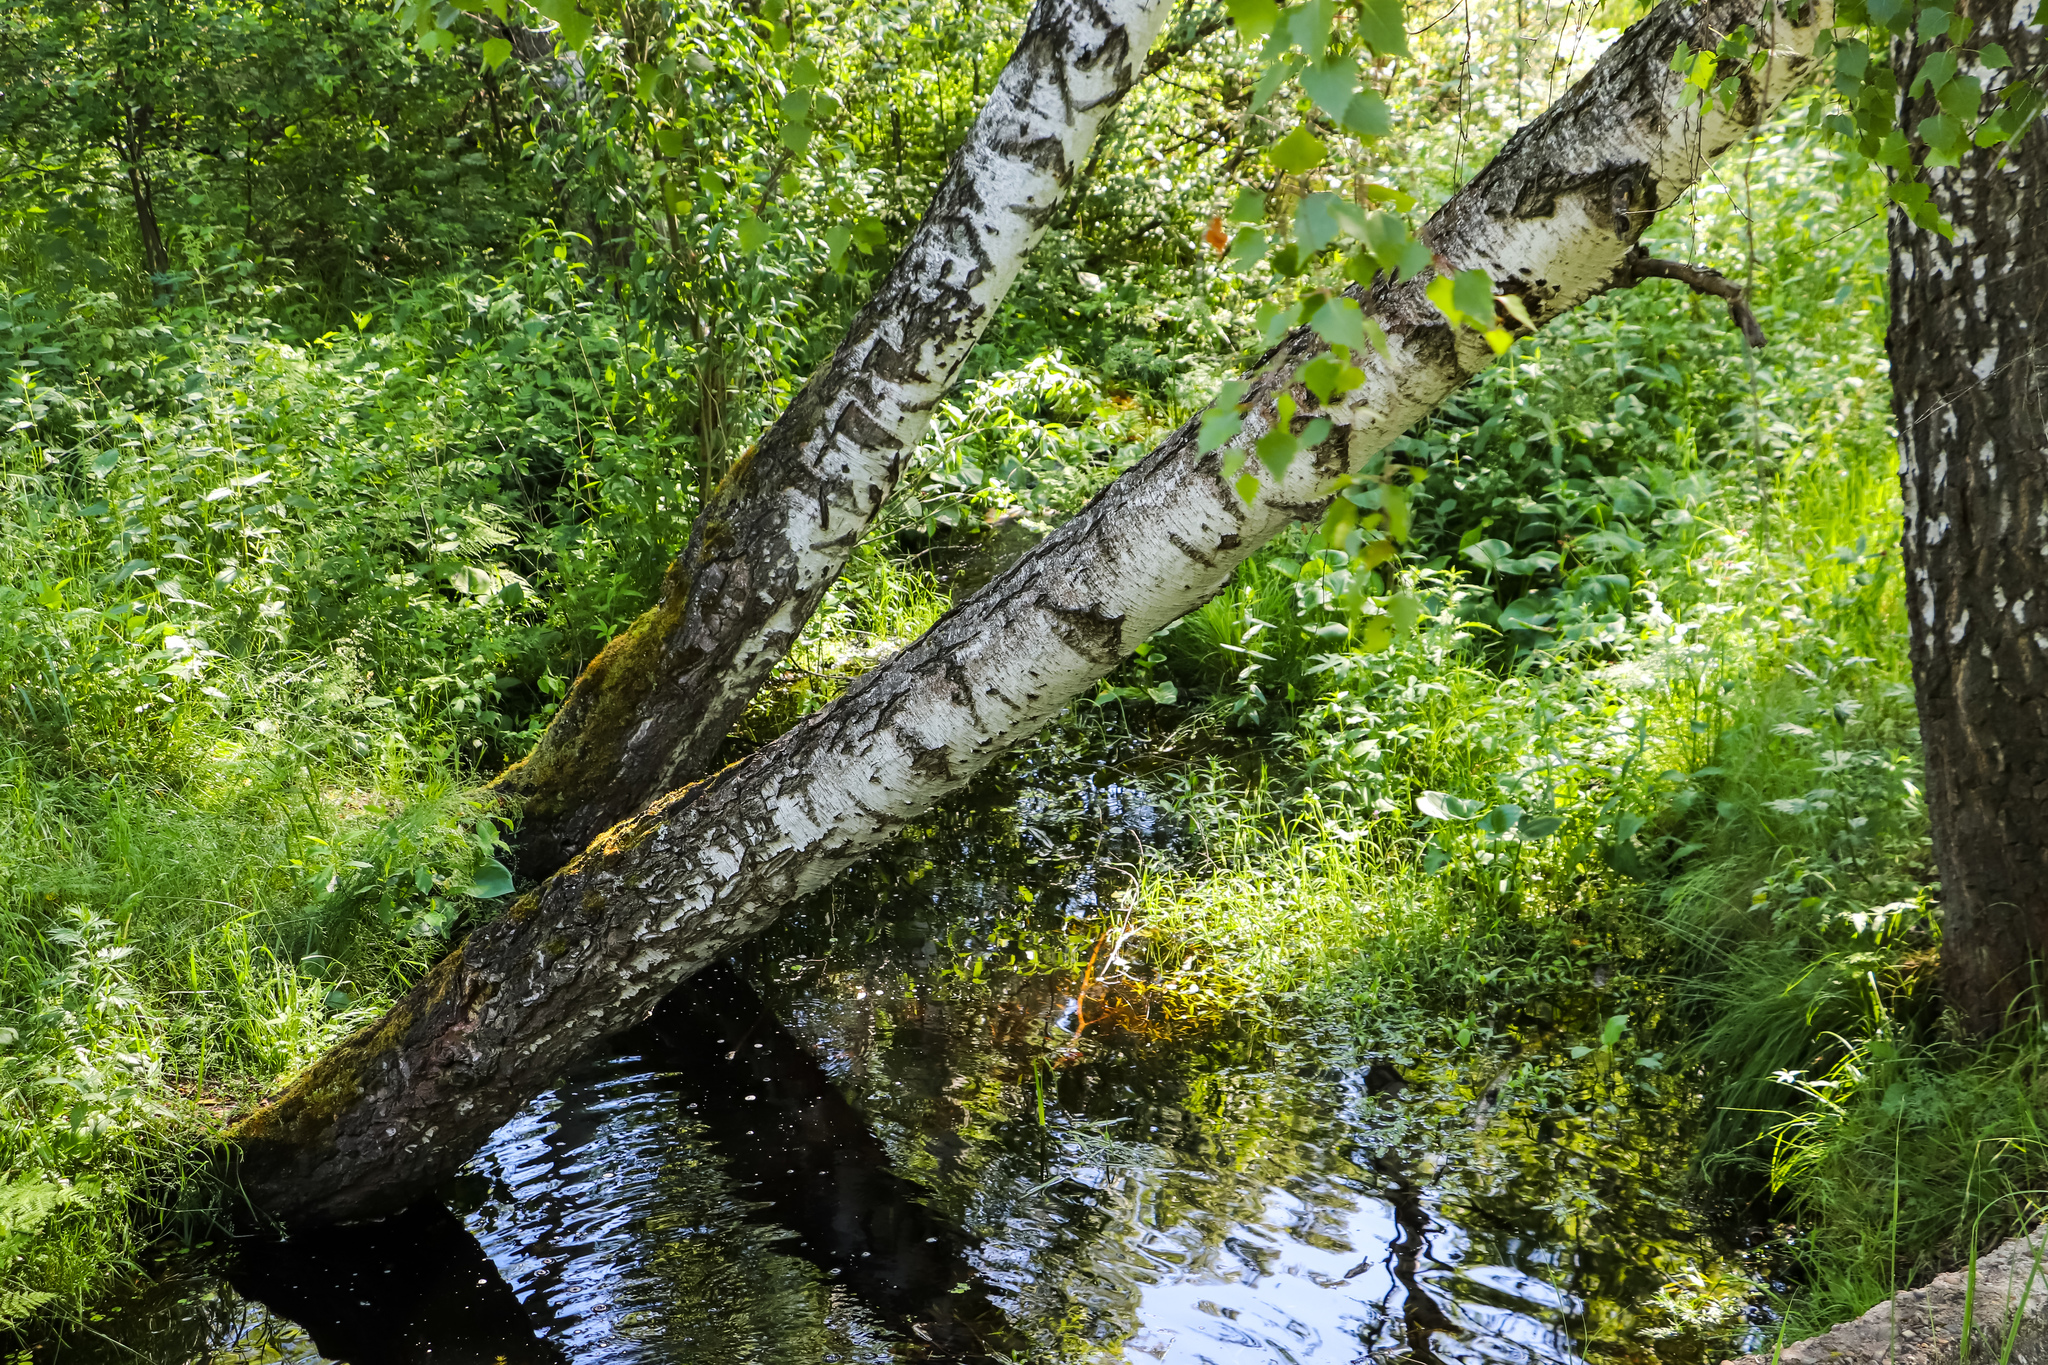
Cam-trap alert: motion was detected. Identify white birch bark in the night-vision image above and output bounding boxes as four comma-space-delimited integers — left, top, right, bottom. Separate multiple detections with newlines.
229, 0, 1831, 1222
495, 0, 1184, 879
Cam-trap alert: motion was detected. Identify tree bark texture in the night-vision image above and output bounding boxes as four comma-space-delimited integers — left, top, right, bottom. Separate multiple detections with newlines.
226, 0, 1831, 1224
1893, 0, 2048, 1032
490, 0, 1181, 882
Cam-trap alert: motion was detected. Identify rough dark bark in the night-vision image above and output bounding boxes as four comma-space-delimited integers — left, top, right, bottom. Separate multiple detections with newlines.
491, 0, 1180, 883
225, 0, 1830, 1224
1893, 0, 2048, 1032
114, 104, 169, 278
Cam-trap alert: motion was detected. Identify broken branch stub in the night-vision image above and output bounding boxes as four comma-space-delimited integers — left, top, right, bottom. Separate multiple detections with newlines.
226, 0, 1831, 1224
490, 0, 1183, 883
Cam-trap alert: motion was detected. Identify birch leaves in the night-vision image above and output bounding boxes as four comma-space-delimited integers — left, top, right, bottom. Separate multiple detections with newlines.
1803, 0, 2043, 234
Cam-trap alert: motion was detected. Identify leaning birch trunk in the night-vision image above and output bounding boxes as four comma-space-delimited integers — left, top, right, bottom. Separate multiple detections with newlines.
227, 0, 1830, 1223
491, 0, 1182, 881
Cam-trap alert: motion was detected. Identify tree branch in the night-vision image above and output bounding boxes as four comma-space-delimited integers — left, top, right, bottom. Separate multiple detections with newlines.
1613, 246, 1768, 349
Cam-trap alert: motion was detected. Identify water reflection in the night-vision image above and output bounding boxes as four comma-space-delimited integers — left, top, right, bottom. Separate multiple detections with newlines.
15, 755, 1760, 1364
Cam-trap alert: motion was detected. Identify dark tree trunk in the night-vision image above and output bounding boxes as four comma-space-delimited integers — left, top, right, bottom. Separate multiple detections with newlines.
222, 0, 1831, 1226
116, 105, 170, 277
1891, 0, 2048, 1033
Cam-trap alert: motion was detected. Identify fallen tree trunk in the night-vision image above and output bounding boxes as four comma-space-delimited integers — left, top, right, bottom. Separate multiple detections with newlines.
490, 0, 1182, 882
226, 0, 1830, 1223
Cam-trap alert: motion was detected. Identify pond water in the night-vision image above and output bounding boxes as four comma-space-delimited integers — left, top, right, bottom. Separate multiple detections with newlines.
18, 746, 1769, 1365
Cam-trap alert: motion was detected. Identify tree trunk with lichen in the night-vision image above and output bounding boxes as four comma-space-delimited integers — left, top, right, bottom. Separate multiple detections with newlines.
1891, 0, 2048, 1033
490, 0, 1182, 883
225, 0, 1831, 1224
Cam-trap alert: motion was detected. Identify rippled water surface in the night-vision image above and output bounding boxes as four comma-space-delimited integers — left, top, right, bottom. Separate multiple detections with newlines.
20, 752, 1766, 1364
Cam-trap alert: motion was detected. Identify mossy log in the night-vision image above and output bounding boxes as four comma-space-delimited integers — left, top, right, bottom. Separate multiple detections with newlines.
225, 0, 1831, 1223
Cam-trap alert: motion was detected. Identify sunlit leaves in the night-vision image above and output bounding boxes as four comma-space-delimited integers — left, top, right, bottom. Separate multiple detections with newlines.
1198, 380, 1251, 454
1426, 268, 1515, 354
736, 209, 771, 253
1224, 0, 1282, 41
479, 36, 512, 69
1353, 0, 1412, 58
1268, 124, 1326, 172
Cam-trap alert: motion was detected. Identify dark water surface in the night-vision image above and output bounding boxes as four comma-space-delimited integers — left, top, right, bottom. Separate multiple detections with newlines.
20, 751, 1767, 1365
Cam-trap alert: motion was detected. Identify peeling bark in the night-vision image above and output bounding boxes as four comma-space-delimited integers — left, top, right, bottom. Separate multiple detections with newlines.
492, 0, 1182, 882
226, 0, 1829, 1224
1892, 0, 2048, 1031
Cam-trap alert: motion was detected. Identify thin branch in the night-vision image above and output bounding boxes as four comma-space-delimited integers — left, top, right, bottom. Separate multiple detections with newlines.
1612, 247, 1768, 349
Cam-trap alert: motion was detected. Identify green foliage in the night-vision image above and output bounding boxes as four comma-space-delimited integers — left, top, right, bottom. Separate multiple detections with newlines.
0, 0, 2037, 1342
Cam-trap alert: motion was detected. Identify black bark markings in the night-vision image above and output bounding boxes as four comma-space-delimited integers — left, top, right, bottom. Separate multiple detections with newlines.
1891, 0, 2048, 1030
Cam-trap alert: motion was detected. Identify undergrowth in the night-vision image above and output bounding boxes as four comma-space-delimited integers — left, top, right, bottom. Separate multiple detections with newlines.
0, 0, 2039, 1347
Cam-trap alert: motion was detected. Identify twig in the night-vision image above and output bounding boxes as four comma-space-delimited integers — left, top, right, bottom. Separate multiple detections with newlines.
1611, 247, 1769, 350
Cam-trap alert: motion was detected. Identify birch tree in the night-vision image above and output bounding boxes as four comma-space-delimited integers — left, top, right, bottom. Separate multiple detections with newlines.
224, 0, 1835, 1224
1887, 0, 2047, 1031
489, 0, 1183, 880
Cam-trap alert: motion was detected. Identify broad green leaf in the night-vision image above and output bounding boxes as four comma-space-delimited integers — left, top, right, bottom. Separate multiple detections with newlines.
480, 37, 513, 69
1268, 124, 1327, 173
1251, 53, 1301, 107
1388, 591, 1421, 631
1451, 268, 1495, 323
1360, 182, 1416, 211
1417, 791, 1485, 820
779, 119, 813, 152
1309, 296, 1369, 352
1364, 317, 1391, 360
1463, 537, 1515, 571
1235, 473, 1262, 503
1295, 193, 1343, 254
1300, 54, 1360, 122
1225, 0, 1281, 40
737, 210, 772, 252
790, 54, 823, 86
824, 224, 853, 267
1282, 0, 1334, 57
1360, 615, 1394, 651
462, 858, 515, 899
1936, 72, 1983, 121
1425, 274, 1460, 322
653, 128, 685, 157
1382, 480, 1410, 542
1981, 42, 2010, 68
1255, 428, 1297, 482
1355, 0, 1412, 57
1226, 227, 1270, 272
1300, 349, 1364, 401
1227, 188, 1268, 223
1199, 383, 1249, 452
1342, 89, 1393, 137
1918, 111, 1963, 156
1256, 298, 1304, 345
